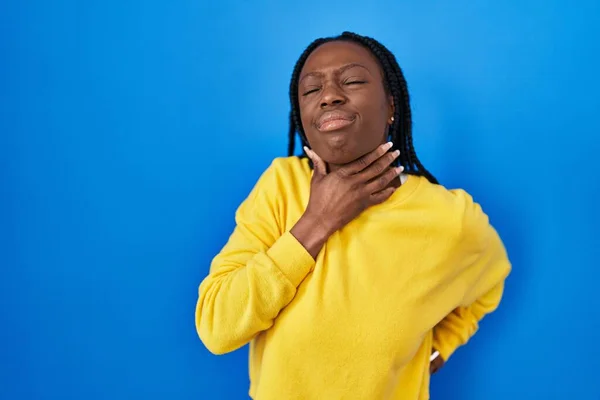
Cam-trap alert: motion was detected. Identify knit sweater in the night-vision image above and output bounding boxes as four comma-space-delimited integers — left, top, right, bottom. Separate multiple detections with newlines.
196, 156, 511, 399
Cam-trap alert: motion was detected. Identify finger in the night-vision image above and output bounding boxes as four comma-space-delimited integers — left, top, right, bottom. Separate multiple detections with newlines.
357, 149, 400, 183
340, 141, 393, 176
369, 186, 396, 205
432, 358, 444, 374
431, 362, 442, 374
304, 146, 327, 175
365, 166, 404, 194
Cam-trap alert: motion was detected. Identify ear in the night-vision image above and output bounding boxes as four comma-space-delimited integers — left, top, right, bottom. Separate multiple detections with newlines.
387, 96, 395, 125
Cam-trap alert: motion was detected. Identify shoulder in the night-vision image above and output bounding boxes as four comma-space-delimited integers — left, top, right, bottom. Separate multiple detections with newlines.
253, 156, 311, 191
265, 156, 310, 178
412, 178, 491, 243
442, 186, 494, 251
447, 188, 490, 237
238, 156, 310, 211
409, 177, 470, 214
414, 178, 484, 219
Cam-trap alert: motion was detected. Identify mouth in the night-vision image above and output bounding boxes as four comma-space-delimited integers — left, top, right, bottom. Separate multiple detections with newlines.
316, 111, 356, 132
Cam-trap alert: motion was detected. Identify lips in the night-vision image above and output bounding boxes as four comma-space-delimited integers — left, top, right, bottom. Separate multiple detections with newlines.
316, 111, 356, 132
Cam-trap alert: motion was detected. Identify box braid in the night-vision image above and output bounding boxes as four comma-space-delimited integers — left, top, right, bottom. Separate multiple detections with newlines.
287, 32, 438, 184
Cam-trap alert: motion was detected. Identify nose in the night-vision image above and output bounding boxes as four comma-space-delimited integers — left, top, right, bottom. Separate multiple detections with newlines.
320, 84, 346, 108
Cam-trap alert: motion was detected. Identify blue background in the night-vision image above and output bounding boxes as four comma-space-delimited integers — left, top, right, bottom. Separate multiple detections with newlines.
2, 0, 599, 399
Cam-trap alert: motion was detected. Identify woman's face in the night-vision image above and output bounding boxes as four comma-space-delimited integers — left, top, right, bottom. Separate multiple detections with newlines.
298, 41, 394, 167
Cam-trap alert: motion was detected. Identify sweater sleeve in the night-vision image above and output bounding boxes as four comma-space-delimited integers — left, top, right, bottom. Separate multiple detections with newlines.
432, 281, 505, 361
432, 191, 512, 361
195, 161, 315, 355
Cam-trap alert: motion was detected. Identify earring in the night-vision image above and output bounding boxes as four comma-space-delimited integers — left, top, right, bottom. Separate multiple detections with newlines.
390, 116, 395, 124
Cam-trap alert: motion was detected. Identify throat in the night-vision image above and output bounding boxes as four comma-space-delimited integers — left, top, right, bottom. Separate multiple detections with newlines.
326, 163, 404, 190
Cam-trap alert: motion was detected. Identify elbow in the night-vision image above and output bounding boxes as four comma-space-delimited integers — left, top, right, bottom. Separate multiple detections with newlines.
198, 330, 234, 355
197, 328, 236, 356
195, 306, 238, 355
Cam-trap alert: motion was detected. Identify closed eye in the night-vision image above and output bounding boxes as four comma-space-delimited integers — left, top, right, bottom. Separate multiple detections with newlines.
344, 77, 367, 85
302, 87, 320, 96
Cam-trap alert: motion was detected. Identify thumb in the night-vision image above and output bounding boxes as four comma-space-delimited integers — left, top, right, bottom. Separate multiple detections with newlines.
304, 146, 327, 175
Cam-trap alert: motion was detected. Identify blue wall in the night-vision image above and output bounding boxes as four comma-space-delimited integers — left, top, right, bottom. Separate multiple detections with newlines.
2, 1, 599, 399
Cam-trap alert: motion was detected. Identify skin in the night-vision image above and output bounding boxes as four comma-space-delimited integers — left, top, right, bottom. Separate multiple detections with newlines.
288, 40, 445, 373
430, 354, 444, 374
297, 41, 395, 169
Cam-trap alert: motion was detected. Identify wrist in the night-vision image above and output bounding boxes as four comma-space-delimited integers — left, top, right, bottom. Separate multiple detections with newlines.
290, 211, 333, 260
303, 210, 335, 238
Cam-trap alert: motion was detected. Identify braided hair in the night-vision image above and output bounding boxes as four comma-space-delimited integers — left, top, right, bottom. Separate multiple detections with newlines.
287, 31, 438, 184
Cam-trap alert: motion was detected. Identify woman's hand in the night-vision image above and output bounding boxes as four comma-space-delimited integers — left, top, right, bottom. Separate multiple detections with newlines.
290, 142, 402, 259
430, 349, 445, 374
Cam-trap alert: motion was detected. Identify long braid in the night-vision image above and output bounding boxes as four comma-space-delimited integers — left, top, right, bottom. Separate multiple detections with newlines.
287, 32, 438, 184
287, 111, 296, 157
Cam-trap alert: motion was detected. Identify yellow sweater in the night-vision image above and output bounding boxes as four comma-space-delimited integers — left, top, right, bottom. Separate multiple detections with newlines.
196, 157, 511, 400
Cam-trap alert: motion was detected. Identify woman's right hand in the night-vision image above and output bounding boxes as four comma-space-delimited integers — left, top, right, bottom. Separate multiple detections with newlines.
290, 142, 403, 259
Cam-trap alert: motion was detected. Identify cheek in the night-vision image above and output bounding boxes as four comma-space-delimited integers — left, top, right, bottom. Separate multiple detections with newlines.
298, 103, 312, 129
299, 105, 319, 143
360, 99, 389, 132
300, 113, 311, 131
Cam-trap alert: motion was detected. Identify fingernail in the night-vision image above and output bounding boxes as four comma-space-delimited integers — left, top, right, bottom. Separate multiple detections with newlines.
303, 146, 311, 154
393, 150, 400, 157
384, 142, 393, 150
396, 166, 404, 175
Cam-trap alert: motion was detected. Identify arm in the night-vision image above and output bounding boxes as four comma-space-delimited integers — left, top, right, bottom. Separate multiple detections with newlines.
195, 162, 316, 355
432, 280, 505, 362
196, 145, 402, 355
432, 191, 511, 363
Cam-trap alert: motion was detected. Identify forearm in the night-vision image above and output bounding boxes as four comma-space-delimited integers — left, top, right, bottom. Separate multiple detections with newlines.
290, 211, 333, 259
433, 281, 505, 361
196, 231, 314, 354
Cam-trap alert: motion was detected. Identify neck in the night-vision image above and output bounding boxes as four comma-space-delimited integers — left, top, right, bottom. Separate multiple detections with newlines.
326, 163, 344, 174
326, 162, 402, 189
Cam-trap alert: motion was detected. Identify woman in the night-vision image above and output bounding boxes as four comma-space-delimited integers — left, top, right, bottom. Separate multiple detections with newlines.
195, 32, 511, 400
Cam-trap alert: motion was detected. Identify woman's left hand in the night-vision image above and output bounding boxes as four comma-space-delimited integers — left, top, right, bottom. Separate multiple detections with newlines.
430, 351, 445, 374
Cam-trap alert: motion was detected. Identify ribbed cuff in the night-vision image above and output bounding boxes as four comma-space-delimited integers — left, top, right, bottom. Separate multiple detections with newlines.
266, 231, 315, 287
432, 335, 460, 362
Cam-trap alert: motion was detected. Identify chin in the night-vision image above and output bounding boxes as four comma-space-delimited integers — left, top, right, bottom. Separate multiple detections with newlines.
308, 134, 369, 166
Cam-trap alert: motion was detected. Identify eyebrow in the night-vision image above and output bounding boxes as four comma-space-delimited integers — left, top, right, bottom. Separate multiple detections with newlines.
299, 62, 372, 84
